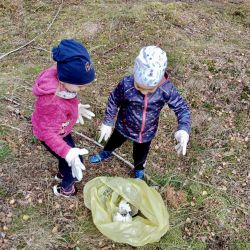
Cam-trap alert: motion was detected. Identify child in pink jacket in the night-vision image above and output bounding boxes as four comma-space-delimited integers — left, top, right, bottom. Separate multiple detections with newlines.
32, 39, 95, 197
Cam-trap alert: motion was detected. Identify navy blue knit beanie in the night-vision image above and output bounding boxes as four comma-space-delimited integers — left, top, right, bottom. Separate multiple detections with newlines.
52, 39, 95, 85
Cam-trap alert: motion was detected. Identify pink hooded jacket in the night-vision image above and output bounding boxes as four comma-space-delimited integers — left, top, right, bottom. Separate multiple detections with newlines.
32, 66, 78, 158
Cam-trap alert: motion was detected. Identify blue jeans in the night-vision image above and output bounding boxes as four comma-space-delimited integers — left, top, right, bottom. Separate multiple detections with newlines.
41, 134, 82, 190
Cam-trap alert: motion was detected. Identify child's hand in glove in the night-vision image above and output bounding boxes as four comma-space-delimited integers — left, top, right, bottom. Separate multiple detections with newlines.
76, 104, 95, 125
174, 130, 189, 156
98, 123, 112, 143
71, 157, 85, 181
65, 148, 88, 181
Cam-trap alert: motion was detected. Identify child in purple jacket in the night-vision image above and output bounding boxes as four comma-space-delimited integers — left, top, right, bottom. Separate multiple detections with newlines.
32, 39, 95, 197
89, 46, 191, 179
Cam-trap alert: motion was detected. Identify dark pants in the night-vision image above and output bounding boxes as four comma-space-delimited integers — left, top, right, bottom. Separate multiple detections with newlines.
41, 133, 82, 190
104, 129, 151, 170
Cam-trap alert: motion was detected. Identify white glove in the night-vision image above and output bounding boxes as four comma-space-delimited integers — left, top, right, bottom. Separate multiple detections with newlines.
113, 212, 132, 222
65, 148, 89, 181
98, 123, 112, 143
71, 157, 85, 181
174, 130, 189, 156
76, 104, 95, 125
119, 200, 132, 215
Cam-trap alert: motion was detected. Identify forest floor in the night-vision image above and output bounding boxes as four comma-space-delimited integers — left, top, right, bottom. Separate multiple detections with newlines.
0, 0, 249, 249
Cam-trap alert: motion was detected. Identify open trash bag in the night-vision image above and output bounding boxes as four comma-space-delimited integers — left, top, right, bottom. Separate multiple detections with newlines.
83, 176, 169, 247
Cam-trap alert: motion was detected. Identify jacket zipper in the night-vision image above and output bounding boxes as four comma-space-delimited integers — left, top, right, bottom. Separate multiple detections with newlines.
139, 94, 148, 143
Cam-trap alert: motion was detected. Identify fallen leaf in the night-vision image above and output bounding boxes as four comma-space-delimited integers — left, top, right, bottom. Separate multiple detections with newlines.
190, 201, 195, 206
9, 199, 15, 205
52, 226, 58, 233
202, 191, 208, 196
164, 186, 187, 208
22, 215, 30, 221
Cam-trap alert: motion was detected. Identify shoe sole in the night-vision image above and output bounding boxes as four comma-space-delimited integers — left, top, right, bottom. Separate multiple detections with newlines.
52, 185, 77, 198
53, 185, 70, 198
54, 175, 62, 182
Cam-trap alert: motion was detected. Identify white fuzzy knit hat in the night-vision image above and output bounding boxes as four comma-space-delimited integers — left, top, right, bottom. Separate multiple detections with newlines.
134, 45, 167, 88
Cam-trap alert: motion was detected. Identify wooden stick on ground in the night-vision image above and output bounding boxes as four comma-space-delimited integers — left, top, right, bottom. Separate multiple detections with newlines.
0, 0, 63, 60
73, 131, 161, 187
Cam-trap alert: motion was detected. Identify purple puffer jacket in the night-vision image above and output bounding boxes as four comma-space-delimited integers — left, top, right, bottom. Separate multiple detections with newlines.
103, 74, 191, 143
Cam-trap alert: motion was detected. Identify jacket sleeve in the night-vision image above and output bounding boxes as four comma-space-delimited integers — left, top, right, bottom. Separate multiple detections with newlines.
164, 83, 191, 134
103, 80, 124, 126
35, 102, 72, 158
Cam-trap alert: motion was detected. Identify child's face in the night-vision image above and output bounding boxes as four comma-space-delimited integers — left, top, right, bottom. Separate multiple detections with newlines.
134, 82, 158, 95
62, 83, 88, 93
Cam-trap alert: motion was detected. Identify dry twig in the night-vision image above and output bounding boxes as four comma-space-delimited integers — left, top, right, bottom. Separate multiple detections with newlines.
74, 131, 161, 187
0, 0, 64, 60
0, 124, 24, 132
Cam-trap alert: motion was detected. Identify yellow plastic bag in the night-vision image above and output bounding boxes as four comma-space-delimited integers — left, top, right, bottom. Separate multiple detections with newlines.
83, 176, 169, 247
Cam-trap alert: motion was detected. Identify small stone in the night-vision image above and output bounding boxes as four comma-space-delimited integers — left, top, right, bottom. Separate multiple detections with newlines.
186, 218, 191, 223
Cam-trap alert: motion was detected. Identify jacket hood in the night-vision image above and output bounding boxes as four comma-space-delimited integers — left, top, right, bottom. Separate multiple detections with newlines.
32, 66, 59, 96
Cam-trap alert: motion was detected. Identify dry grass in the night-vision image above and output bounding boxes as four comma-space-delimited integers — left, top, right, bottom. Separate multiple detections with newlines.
0, 0, 250, 249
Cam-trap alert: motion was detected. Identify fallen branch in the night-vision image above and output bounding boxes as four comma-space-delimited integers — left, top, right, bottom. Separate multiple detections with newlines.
89, 45, 106, 53
187, 177, 224, 191
73, 131, 161, 187
30, 46, 51, 53
0, 124, 24, 132
0, 0, 63, 60
3, 96, 20, 106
